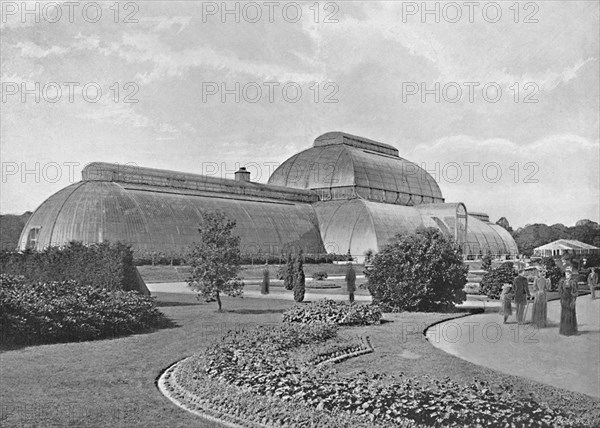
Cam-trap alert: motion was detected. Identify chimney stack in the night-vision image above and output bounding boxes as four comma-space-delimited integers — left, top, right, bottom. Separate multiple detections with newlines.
234, 167, 250, 182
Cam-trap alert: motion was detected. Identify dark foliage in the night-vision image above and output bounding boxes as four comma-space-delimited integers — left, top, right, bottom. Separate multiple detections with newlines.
481, 252, 493, 271
283, 299, 382, 326
312, 271, 329, 280
0, 212, 31, 251
495, 217, 513, 233
513, 221, 600, 256
541, 257, 563, 290
0, 274, 169, 345
480, 262, 517, 299
283, 253, 294, 290
365, 228, 467, 312
293, 253, 306, 302
0, 241, 139, 291
175, 323, 581, 427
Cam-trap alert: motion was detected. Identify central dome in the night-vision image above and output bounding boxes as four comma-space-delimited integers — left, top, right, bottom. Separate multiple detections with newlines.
268, 132, 444, 205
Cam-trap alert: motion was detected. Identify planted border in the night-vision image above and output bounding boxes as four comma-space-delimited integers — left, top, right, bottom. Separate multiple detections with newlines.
160, 323, 580, 427
282, 299, 382, 326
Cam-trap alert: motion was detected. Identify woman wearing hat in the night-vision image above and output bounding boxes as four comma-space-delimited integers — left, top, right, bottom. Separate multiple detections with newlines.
499, 283, 514, 324
558, 267, 578, 336
531, 268, 548, 328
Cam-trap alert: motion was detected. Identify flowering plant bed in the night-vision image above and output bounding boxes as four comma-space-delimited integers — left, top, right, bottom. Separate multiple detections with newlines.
282, 299, 382, 325
160, 323, 582, 428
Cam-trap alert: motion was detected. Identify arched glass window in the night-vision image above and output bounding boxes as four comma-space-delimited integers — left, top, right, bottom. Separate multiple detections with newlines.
26, 228, 40, 250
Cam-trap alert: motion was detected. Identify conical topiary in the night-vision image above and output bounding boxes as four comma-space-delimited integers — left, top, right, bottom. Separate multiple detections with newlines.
293, 253, 305, 302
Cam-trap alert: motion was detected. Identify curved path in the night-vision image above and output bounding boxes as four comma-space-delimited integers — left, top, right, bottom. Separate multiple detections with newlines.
427, 298, 600, 398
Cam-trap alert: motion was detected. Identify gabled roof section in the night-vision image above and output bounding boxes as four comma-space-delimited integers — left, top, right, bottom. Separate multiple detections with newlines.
534, 239, 599, 251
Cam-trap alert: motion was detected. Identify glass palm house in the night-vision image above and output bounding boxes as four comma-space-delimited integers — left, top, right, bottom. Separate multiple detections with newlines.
18, 132, 518, 261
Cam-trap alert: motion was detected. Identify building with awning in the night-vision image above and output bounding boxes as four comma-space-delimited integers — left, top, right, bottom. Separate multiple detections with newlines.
533, 239, 600, 257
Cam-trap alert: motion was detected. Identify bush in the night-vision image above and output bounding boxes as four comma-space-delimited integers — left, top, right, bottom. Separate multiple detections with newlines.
293, 254, 306, 302
282, 299, 382, 326
312, 271, 328, 280
541, 257, 562, 290
283, 253, 294, 290
0, 274, 169, 345
0, 241, 139, 292
366, 228, 467, 312
480, 262, 517, 299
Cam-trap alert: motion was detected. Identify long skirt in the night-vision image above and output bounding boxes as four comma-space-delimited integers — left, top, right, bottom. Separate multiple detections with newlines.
559, 303, 577, 336
531, 292, 547, 328
499, 298, 512, 316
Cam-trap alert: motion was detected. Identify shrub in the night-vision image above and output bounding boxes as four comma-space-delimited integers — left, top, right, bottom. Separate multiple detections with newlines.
365, 228, 467, 312
312, 271, 328, 280
0, 241, 139, 292
0, 274, 169, 345
480, 262, 517, 299
283, 299, 382, 326
283, 253, 294, 290
481, 252, 493, 270
293, 253, 306, 302
541, 257, 563, 290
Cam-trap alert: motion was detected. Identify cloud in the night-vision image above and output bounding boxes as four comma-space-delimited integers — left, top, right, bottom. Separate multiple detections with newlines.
407, 135, 600, 226
14, 41, 69, 58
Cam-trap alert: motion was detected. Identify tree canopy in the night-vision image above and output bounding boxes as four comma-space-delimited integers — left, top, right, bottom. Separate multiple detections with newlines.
365, 228, 467, 312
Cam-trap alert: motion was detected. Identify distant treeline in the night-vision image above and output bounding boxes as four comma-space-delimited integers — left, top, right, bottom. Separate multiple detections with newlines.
0, 212, 31, 250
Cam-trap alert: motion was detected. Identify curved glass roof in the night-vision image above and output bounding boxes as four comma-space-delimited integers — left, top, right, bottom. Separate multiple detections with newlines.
464, 216, 518, 256
314, 199, 517, 257
19, 181, 325, 256
268, 133, 444, 204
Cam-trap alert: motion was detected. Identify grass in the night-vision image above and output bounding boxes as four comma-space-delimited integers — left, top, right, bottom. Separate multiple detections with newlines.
2, 294, 598, 427
138, 263, 364, 283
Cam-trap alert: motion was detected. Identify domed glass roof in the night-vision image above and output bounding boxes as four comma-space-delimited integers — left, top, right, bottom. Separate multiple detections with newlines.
268, 132, 444, 205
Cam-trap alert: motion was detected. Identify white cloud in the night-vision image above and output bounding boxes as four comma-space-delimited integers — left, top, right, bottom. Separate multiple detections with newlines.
14, 41, 69, 58
408, 135, 600, 226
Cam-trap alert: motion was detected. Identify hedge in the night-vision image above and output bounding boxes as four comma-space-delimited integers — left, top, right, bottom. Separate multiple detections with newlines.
0, 274, 169, 345
0, 242, 139, 292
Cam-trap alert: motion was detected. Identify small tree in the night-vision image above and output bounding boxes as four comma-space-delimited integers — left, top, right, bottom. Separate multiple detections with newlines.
293, 252, 305, 302
187, 211, 243, 311
283, 253, 294, 290
481, 252, 493, 271
480, 262, 517, 299
364, 249, 374, 265
366, 228, 467, 312
261, 262, 270, 295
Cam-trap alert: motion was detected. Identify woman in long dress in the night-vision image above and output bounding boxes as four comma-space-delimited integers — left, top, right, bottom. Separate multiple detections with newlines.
531, 269, 548, 328
499, 284, 513, 324
558, 268, 578, 336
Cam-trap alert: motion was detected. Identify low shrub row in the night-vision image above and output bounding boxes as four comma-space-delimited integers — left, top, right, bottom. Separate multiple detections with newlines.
1, 242, 139, 292
282, 299, 382, 326
0, 275, 170, 345
174, 323, 581, 427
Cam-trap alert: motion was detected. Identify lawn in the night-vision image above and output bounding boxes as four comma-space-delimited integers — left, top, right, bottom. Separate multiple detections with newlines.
1, 294, 598, 427
138, 263, 364, 283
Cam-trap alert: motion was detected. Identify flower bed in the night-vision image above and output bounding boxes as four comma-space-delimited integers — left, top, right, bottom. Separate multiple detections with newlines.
162, 323, 581, 427
282, 299, 382, 326
0, 274, 169, 344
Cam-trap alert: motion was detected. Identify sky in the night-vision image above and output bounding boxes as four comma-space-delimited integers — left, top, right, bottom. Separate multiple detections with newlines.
1, 1, 598, 228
